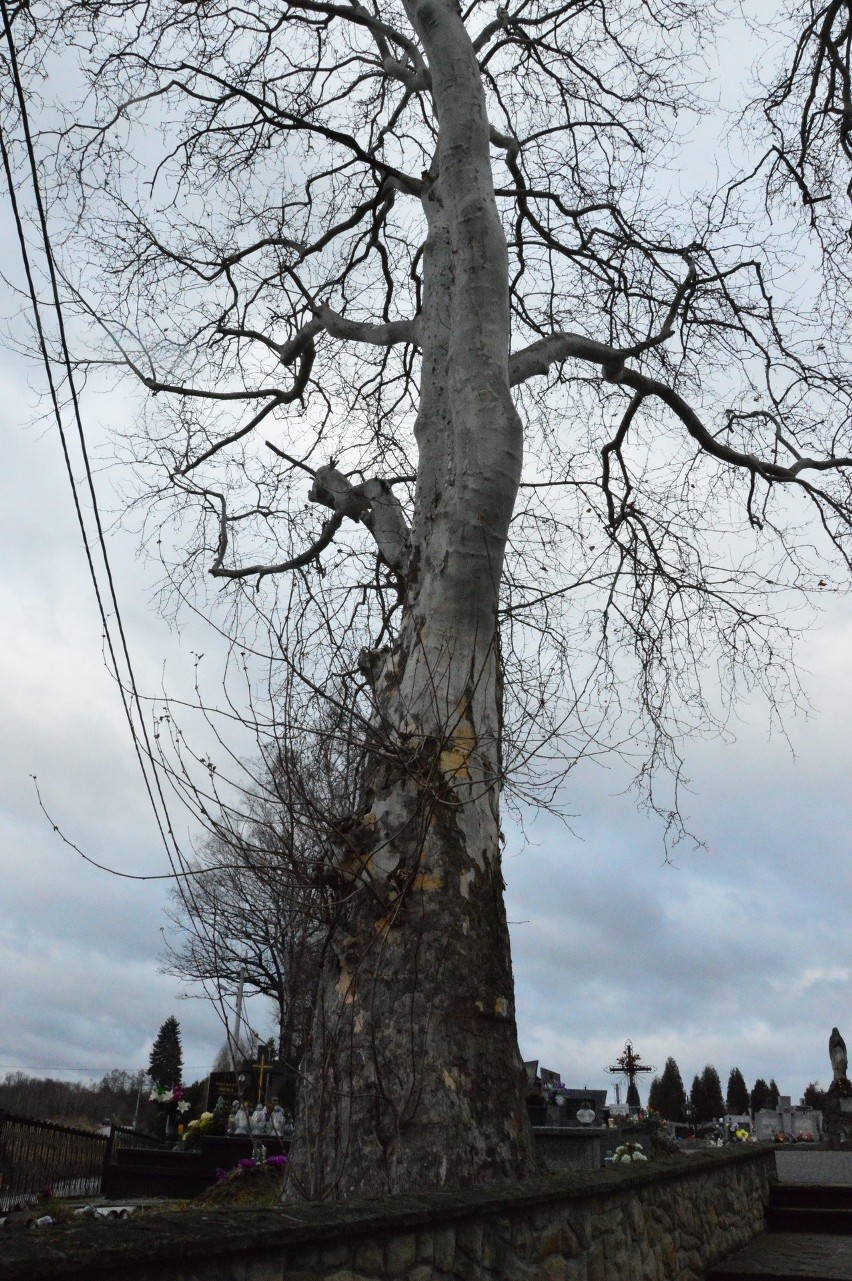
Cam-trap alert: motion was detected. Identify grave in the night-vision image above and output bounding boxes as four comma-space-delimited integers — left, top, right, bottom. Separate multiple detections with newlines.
105, 1046, 294, 1199
102, 1132, 290, 1199
753, 1099, 822, 1142
207, 1043, 297, 1113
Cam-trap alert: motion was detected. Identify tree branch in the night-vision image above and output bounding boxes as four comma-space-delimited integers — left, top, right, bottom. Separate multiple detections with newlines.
316, 304, 419, 348
308, 465, 411, 572
510, 334, 852, 497
207, 489, 345, 584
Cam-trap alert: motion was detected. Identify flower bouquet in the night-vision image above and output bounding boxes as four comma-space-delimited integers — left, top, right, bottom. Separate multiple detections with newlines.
149, 1083, 191, 1137
612, 1141, 648, 1165
623, 1107, 665, 1129
182, 1111, 216, 1147
545, 1080, 569, 1106
149, 1083, 190, 1112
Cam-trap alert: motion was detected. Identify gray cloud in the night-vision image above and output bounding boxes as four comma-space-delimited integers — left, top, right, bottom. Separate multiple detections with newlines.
1, 13, 851, 1112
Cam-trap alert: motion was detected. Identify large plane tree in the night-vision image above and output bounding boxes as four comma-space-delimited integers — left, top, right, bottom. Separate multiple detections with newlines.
4, 0, 852, 1198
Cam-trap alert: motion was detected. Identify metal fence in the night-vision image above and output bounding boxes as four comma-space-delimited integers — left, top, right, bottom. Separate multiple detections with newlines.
0, 1110, 108, 1210
105, 1122, 168, 1160
0, 1112, 167, 1210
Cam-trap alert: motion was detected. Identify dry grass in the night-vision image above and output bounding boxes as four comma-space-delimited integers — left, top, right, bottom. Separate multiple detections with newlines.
191, 1165, 287, 1209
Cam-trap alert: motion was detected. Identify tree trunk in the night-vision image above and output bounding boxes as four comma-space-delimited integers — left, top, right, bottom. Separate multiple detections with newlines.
286, 0, 538, 1199
286, 588, 538, 1197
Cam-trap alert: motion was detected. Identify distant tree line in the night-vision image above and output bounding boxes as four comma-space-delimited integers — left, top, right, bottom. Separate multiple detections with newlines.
0, 1017, 213, 1133
648, 1059, 782, 1123
0, 1069, 154, 1130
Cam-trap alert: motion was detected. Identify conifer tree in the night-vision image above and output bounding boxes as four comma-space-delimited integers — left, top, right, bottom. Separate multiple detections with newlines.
689, 1074, 705, 1124
700, 1065, 724, 1121
656, 1057, 687, 1122
148, 1016, 183, 1089
769, 1079, 780, 1109
750, 1078, 772, 1114
726, 1067, 749, 1114
802, 1082, 826, 1110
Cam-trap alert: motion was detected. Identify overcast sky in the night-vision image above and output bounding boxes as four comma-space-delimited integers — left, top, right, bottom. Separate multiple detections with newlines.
1, 3, 850, 1111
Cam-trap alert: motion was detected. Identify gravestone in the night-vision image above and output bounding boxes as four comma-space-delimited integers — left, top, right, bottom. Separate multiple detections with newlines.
559, 1088, 608, 1125
206, 1044, 295, 1113
206, 1071, 241, 1111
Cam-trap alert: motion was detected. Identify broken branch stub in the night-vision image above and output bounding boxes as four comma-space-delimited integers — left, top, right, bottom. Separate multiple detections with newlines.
308, 465, 410, 573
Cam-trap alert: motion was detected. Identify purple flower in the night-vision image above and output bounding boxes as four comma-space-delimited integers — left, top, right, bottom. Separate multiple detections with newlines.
238, 1158, 258, 1170
265, 1154, 289, 1167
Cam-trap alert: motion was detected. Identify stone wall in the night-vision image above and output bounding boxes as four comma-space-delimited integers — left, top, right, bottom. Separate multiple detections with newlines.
0, 1146, 775, 1281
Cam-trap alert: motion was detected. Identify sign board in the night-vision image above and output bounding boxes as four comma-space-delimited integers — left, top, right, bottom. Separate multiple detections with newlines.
207, 1069, 258, 1111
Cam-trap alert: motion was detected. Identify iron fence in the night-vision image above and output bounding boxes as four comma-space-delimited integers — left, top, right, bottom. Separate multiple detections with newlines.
0, 1114, 170, 1210
105, 1122, 169, 1159
0, 1110, 108, 1210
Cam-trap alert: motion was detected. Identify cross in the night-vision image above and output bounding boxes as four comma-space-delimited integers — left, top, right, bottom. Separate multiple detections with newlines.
256, 1058, 272, 1105
605, 1040, 655, 1108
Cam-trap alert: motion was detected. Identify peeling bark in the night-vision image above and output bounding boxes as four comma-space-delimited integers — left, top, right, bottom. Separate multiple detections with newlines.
286, 0, 535, 1198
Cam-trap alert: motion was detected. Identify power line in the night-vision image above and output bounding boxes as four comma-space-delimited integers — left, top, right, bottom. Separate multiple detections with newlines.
0, 1064, 213, 1074
0, 0, 188, 891
0, 4, 264, 1058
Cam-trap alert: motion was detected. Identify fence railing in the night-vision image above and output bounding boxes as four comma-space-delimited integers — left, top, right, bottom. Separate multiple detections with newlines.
105, 1122, 169, 1160
0, 1113, 169, 1211
0, 1110, 108, 1211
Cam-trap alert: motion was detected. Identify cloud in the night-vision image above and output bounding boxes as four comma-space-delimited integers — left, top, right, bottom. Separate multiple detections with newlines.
507, 603, 852, 1101
1, 15, 851, 1119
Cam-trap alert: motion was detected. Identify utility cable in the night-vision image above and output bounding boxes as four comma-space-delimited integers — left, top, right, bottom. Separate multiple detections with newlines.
0, 4, 259, 1055
0, 2, 208, 930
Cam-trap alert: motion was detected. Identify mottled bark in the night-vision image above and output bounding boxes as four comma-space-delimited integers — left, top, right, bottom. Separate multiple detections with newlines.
286, 0, 535, 1198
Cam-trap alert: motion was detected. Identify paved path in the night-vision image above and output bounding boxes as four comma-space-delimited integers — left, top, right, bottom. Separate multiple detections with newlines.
709, 1155, 852, 1280
711, 1231, 852, 1280
776, 1153, 852, 1185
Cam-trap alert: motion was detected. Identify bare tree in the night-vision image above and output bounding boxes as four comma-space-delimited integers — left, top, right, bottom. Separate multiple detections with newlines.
162, 754, 333, 1076
4, 0, 852, 1198
159, 671, 363, 1086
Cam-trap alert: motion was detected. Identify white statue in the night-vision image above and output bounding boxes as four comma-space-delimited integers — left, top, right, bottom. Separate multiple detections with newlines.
250, 1102, 268, 1135
830, 1027, 848, 1084
226, 1100, 239, 1135
270, 1102, 294, 1136
231, 1101, 251, 1135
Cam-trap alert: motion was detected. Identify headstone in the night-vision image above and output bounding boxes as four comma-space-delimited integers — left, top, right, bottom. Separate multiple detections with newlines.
523, 1060, 539, 1086
559, 1088, 607, 1125
207, 1071, 241, 1111
207, 1050, 292, 1112
755, 1105, 822, 1141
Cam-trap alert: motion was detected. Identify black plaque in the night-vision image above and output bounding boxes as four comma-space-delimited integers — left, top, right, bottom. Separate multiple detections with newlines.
206, 1070, 258, 1110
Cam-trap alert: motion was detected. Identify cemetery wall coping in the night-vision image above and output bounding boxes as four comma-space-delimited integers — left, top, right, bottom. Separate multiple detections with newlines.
0, 1144, 776, 1281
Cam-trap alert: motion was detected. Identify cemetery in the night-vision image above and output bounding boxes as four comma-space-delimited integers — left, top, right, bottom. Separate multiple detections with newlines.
5, 1030, 852, 1279
3, 2, 852, 1276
